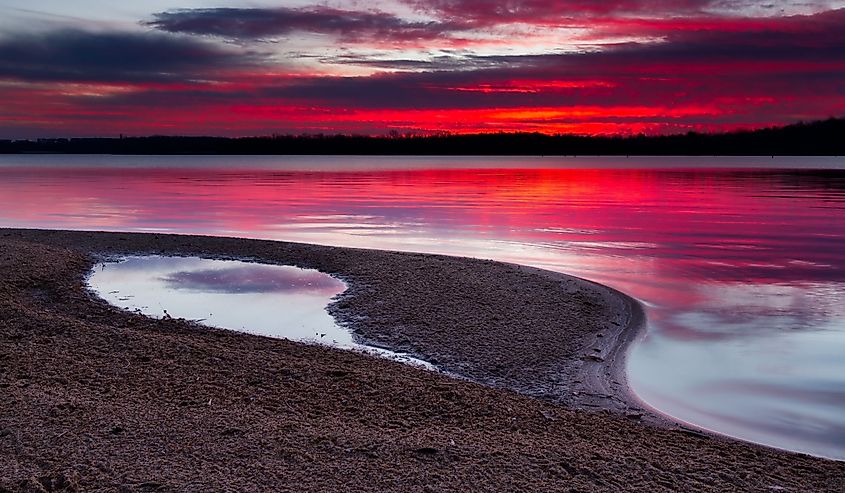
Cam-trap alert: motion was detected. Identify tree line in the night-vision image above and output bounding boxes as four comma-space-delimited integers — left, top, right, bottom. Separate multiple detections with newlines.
2, 118, 843, 156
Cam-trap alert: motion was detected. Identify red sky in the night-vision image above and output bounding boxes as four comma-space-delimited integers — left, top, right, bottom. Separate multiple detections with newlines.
1, 1, 844, 138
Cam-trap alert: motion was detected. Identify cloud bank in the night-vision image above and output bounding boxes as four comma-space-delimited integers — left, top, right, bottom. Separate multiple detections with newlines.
1, 1, 844, 137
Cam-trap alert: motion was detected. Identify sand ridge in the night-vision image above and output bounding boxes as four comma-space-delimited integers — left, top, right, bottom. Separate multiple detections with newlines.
1, 228, 843, 492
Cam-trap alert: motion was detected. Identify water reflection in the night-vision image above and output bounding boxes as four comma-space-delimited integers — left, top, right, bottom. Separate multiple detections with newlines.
631, 326, 845, 455
88, 256, 433, 368
3, 155, 845, 459
161, 265, 343, 295
89, 257, 349, 342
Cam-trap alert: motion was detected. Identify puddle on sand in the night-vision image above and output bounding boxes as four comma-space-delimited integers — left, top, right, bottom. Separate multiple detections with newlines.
87, 256, 433, 368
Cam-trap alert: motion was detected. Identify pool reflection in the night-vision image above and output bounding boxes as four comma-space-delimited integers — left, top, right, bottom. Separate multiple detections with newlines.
89, 257, 349, 343
88, 256, 434, 369
161, 265, 344, 295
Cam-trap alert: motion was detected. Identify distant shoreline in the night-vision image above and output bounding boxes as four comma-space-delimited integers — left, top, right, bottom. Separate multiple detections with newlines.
2, 228, 843, 490
2, 117, 844, 156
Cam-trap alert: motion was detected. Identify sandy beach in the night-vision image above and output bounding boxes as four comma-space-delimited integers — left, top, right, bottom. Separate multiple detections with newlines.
1, 228, 843, 491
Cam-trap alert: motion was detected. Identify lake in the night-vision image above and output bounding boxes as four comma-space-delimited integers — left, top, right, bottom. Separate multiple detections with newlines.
2, 154, 844, 459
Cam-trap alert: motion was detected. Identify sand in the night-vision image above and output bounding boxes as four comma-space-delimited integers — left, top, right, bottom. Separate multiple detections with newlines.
1, 228, 843, 492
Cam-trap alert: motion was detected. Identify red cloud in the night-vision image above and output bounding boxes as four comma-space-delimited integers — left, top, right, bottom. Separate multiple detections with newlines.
1, 5, 845, 137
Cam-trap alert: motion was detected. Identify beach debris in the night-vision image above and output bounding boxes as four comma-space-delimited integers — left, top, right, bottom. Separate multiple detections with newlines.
583, 354, 605, 362
674, 428, 709, 440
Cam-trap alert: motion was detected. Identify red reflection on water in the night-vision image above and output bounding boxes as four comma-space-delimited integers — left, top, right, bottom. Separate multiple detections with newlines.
1, 165, 844, 314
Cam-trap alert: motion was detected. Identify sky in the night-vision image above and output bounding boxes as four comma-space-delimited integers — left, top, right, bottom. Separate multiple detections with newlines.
1, 1, 844, 138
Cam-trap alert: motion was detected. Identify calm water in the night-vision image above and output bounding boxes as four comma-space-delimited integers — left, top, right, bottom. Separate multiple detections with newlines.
2, 154, 844, 459
88, 256, 433, 367
89, 257, 348, 341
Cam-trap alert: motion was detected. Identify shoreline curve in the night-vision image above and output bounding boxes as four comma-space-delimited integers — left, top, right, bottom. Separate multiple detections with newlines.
2, 228, 842, 491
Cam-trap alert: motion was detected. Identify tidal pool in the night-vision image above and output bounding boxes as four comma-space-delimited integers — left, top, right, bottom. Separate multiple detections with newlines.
88, 256, 431, 367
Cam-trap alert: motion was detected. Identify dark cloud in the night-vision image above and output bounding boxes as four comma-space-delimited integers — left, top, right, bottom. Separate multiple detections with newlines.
0, 29, 255, 83
69, 6, 845, 121
147, 7, 463, 42
314, 53, 517, 71
402, 0, 714, 25
402, 0, 841, 30
145, 1, 722, 45
245, 8, 845, 110
2, 3, 844, 136
592, 8, 845, 65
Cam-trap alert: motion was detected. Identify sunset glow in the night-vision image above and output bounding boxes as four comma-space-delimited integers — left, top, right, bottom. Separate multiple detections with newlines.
1, 1, 844, 137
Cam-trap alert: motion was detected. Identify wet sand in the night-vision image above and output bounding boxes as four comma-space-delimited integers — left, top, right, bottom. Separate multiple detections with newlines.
1, 228, 843, 492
